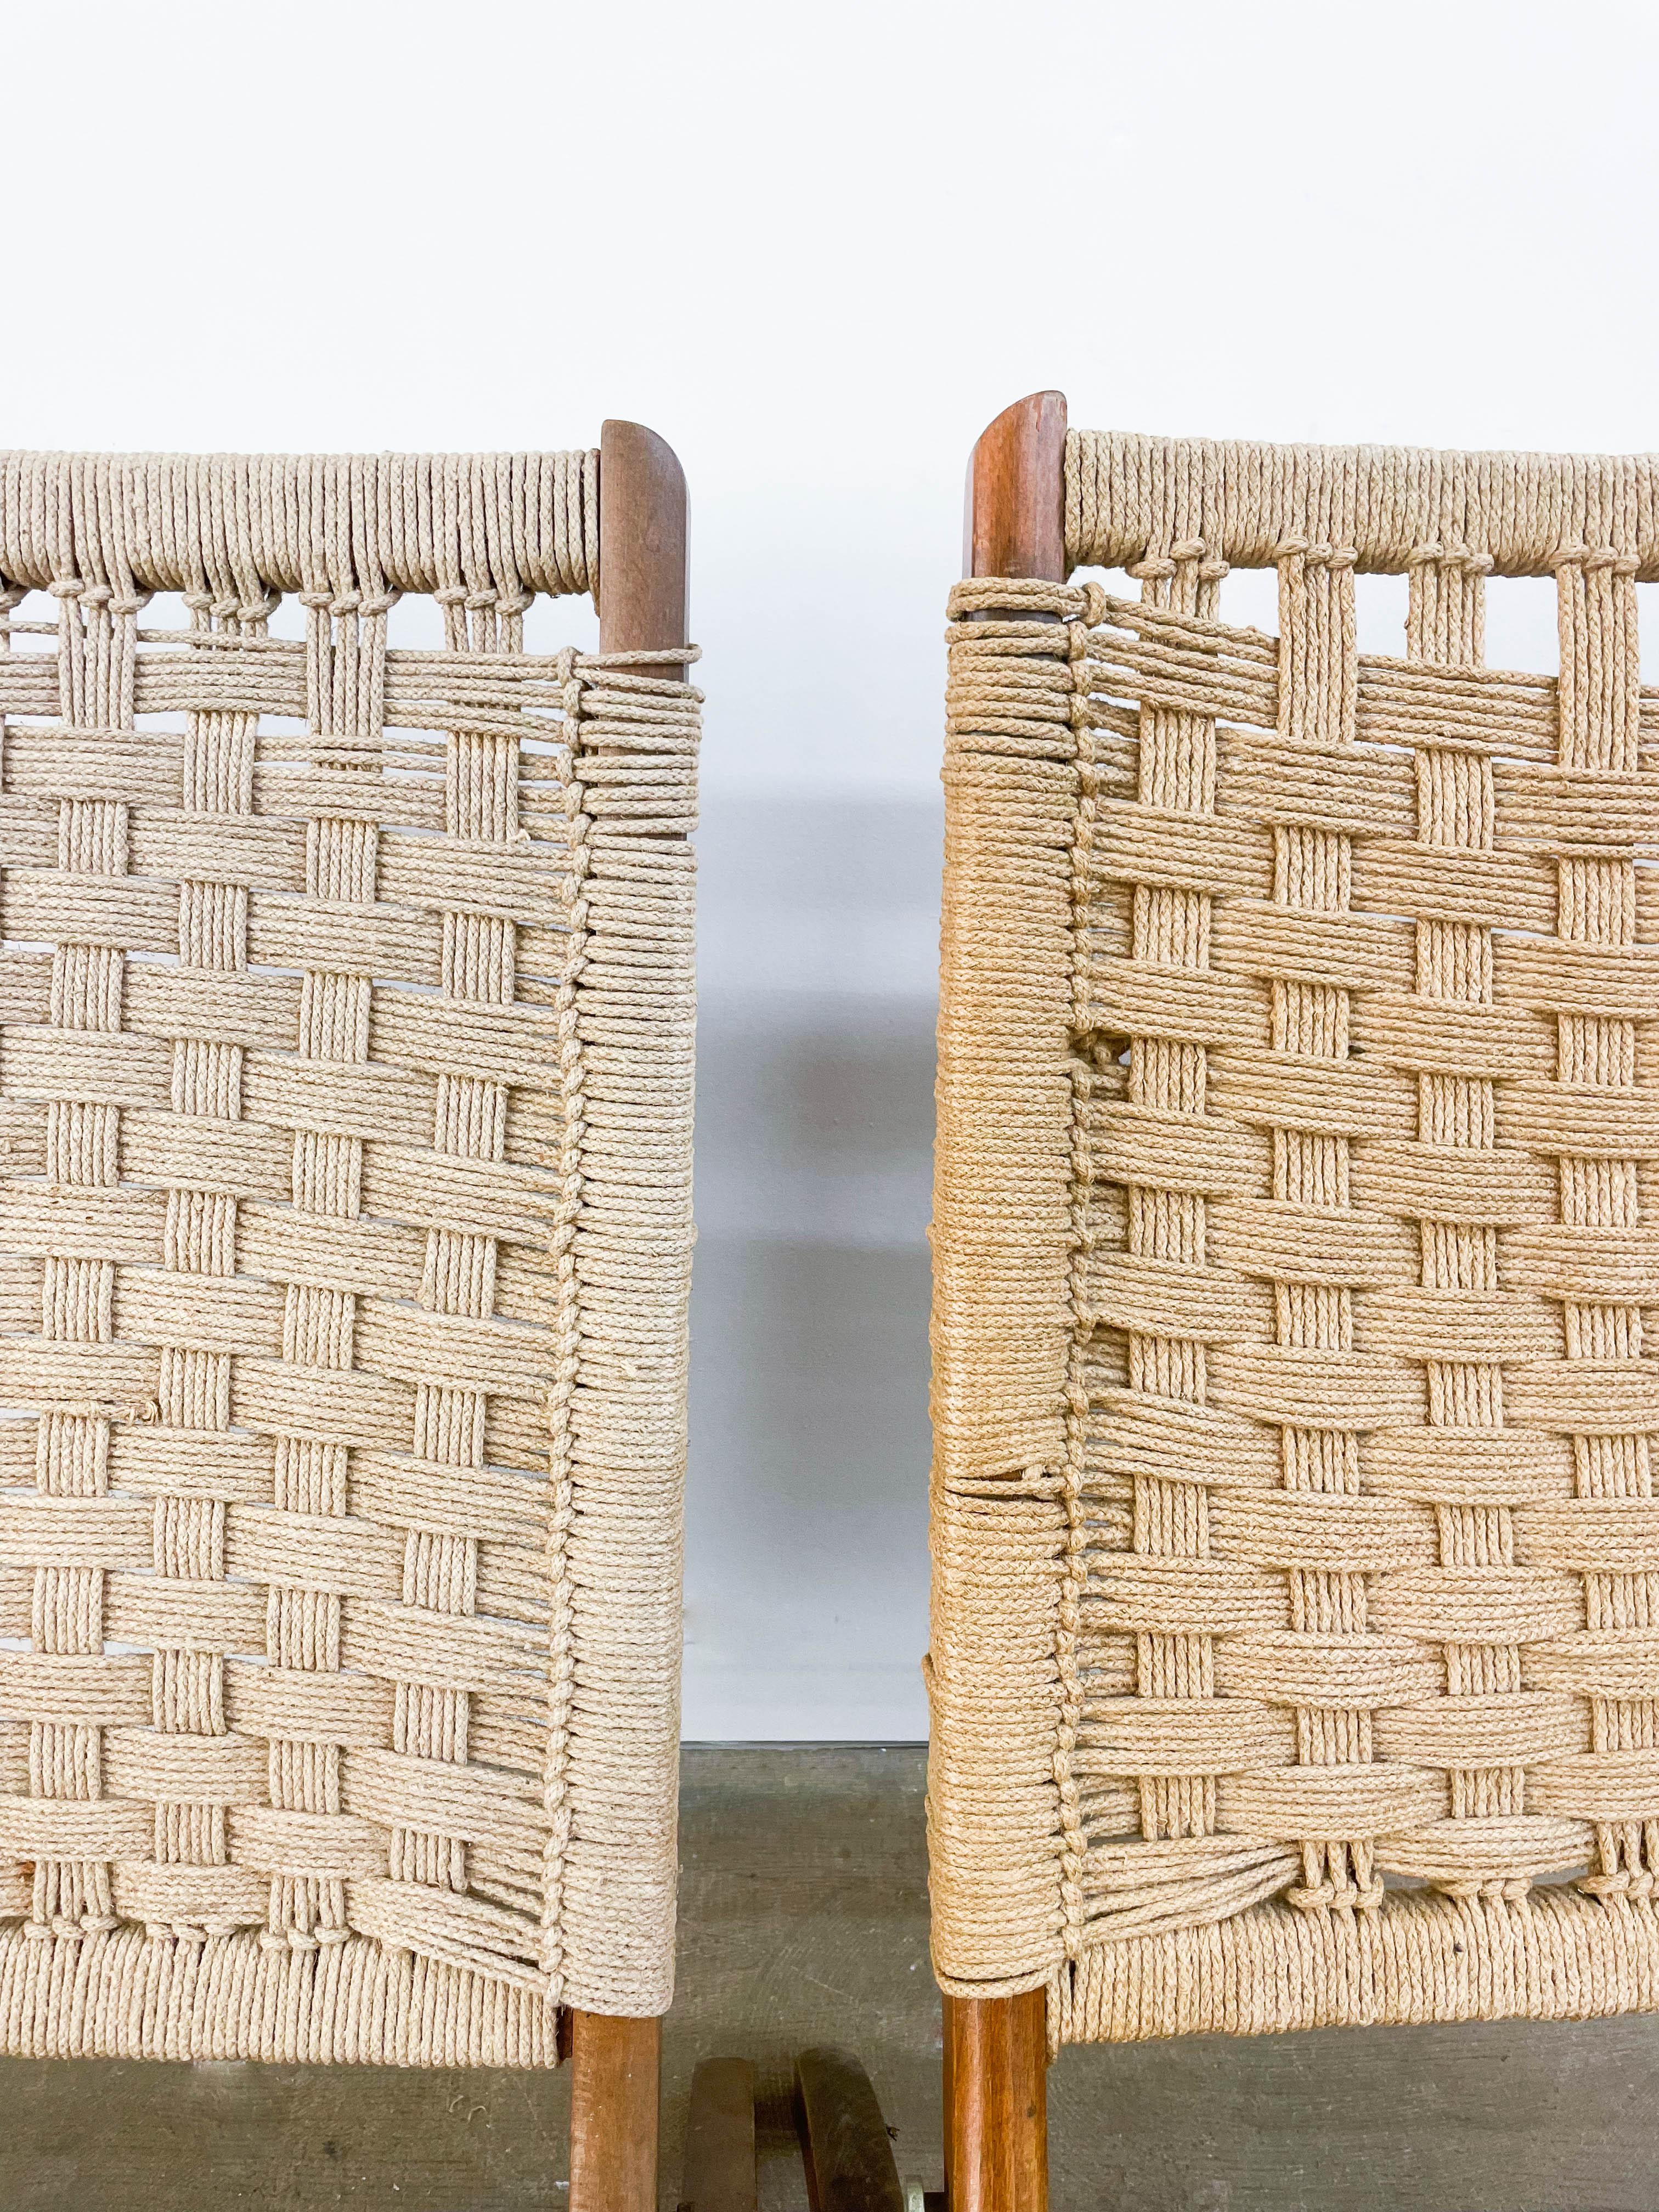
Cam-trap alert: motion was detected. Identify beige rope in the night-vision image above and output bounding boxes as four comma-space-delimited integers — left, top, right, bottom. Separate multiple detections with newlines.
0, 450, 600, 602
0, 451, 697, 2063
930, 427, 1659, 2046
1066, 430, 1659, 578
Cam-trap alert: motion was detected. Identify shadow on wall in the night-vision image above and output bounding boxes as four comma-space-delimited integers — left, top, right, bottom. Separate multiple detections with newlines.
683, 791, 942, 1742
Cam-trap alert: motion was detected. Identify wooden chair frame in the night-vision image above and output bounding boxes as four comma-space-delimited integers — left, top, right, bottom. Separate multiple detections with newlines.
0, 419, 685, 2212
774, 400, 1060, 2212
939, 390, 1070, 2212
563, 415, 688, 2212
777, 401, 1062, 2212
940, 385, 1659, 2205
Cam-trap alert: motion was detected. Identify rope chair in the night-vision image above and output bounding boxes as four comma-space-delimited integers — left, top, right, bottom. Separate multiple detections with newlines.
0, 426, 697, 2209
929, 392, 1659, 2208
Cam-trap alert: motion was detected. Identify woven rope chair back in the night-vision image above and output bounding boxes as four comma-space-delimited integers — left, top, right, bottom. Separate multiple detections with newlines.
0, 447, 698, 2065
932, 412, 1659, 2049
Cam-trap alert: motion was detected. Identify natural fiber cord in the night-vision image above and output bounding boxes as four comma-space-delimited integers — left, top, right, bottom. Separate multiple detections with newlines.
0, 452, 698, 2062
930, 427, 1659, 2046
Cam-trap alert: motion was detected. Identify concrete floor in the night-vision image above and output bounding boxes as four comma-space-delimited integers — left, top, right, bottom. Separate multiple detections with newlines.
5, 1746, 1659, 2210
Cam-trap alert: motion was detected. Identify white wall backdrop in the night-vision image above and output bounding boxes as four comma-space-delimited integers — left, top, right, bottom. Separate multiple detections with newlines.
8, 0, 1659, 1737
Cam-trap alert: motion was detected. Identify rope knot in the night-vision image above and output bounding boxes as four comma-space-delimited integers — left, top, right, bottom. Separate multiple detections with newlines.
1285, 1880, 1335, 1911
1550, 543, 1639, 576
221, 591, 281, 625
1407, 533, 1504, 571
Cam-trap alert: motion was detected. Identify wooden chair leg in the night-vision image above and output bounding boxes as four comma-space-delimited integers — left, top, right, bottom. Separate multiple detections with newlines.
795, 2045, 907, 2212
570, 2010, 660, 2212
941, 1992, 1047, 2212
678, 2056, 757, 2212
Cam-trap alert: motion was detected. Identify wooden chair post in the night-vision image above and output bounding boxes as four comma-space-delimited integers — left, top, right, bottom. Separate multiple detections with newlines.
941, 391, 1068, 2212
943, 1991, 1048, 2212
964, 389, 1066, 588
566, 415, 688, 2212
570, 2010, 662, 2212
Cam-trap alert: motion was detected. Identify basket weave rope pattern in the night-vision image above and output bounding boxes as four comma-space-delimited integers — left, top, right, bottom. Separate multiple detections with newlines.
0, 452, 697, 2062
930, 428, 1659, 2045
